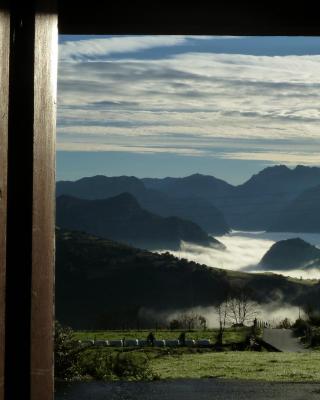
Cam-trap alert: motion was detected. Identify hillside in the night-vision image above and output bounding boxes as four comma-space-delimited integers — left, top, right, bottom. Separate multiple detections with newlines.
56, 193, 223, 250
259, 238, 320, 270
57, 175, 230, 235
268, 185, 320, 233
55, 228, 320, 329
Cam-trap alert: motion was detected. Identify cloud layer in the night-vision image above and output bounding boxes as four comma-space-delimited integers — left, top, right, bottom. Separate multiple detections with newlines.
165, 231, 320, 280
58, 36, 320, 167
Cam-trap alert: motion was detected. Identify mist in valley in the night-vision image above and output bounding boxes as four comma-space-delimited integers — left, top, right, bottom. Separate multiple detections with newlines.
140, 302, 303, 329
161, 231, 320, 280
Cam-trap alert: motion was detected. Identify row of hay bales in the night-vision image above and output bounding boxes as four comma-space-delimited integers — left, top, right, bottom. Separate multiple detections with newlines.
78, 338, 212, 348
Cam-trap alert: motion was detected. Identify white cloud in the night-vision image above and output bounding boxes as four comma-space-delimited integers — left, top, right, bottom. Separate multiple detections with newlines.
57, 141, 206, 156
58, 38, 320, 160
59, 35, 217, 62
218, 151, 320, 166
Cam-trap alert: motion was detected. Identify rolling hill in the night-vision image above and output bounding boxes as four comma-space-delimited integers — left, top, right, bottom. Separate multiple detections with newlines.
55, 228, 320, 329
259, 238, 320, 270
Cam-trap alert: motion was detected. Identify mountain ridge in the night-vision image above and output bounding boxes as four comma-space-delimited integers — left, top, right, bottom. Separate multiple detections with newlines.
56, 193, 223, 250
57, 165, 320, 232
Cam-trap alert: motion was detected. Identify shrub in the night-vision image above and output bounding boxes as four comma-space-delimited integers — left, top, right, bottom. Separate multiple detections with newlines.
80, 350, 155, 381
80, 350, 114, 380
112, 352, 154, 380
54, 321, 82, 380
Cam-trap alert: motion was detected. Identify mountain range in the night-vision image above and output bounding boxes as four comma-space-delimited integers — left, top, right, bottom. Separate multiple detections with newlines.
57, 165, 320, 233
144, 165, 320, 230
57, 175, 229, 235
56, 193, 223, 250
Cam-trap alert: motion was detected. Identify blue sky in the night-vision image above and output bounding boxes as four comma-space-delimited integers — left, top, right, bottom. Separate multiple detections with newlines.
57, 35, 320, 184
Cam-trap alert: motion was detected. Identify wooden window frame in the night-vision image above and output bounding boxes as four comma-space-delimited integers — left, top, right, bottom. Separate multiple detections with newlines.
0, 2, 319, 399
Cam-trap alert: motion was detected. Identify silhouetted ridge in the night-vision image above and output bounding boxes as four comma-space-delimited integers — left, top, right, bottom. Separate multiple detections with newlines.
57, 165, 320, 231
57, 175, 230, 235
56, 193, 223, 250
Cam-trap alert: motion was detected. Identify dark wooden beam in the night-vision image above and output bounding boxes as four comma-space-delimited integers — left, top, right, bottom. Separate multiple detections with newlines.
57, 2, 320, 35
4, 2, 57, 399
0, 1, 319, 400
5, 5, 35, 398
0, 6, 10, 400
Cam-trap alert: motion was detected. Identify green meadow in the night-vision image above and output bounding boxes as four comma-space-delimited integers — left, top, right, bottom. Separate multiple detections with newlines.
69, 328, 320, 382
74, 328, 251, 345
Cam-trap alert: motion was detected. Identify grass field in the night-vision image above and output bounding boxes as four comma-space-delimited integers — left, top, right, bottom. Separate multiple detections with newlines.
74, 328, 252, 345
151, 351, 320, 382
71, 328, 320, 382
76, 346, 320, 382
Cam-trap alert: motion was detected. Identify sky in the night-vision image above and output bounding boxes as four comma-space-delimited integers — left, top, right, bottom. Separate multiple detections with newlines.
57, 35, 320, 184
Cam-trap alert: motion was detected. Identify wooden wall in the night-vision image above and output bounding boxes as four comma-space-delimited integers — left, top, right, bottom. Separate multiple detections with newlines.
0, 1, 319, 399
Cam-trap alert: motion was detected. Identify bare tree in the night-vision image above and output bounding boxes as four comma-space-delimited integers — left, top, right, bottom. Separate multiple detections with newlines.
216, 299, 229, 345
198, 315, 207, 330
169, 312, 207, 330
227, 291, 259, 326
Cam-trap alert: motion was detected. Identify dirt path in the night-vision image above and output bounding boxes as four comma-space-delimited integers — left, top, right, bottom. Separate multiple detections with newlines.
55, 379, 320, 400
262, 329, 308, 352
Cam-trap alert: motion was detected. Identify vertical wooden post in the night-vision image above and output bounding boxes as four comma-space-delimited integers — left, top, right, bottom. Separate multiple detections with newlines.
31, 8, 57, 400
0, 6, 10, 400
4, 2, 57, 399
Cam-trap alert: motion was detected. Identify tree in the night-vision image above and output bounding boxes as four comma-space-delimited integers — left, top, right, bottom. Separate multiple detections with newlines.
168, 312, 207, 331
198, 315, 207, 330
216, 299, 229, 345
227, 290, 259, 326
169, 319, 181, 330
303, 303, 320, 326
277, 317, 292, 329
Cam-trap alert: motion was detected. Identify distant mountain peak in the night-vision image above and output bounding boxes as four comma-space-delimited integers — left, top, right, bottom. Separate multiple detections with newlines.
256, 165, 290, 176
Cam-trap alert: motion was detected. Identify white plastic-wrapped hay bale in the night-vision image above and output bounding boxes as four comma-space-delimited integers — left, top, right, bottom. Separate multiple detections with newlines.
109, 339, 123, 347
196, 339, 211, 347
165, 339, 180, 347
94, 340, 109, 347
154, 339, 166, 347
185, 339, 196, 347
124, 339, 139, 347
138, 339, 149, 347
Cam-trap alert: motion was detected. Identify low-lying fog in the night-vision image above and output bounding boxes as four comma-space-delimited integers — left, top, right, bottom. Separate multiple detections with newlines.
163, 231, 320, 280
141, 303, 303, 329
